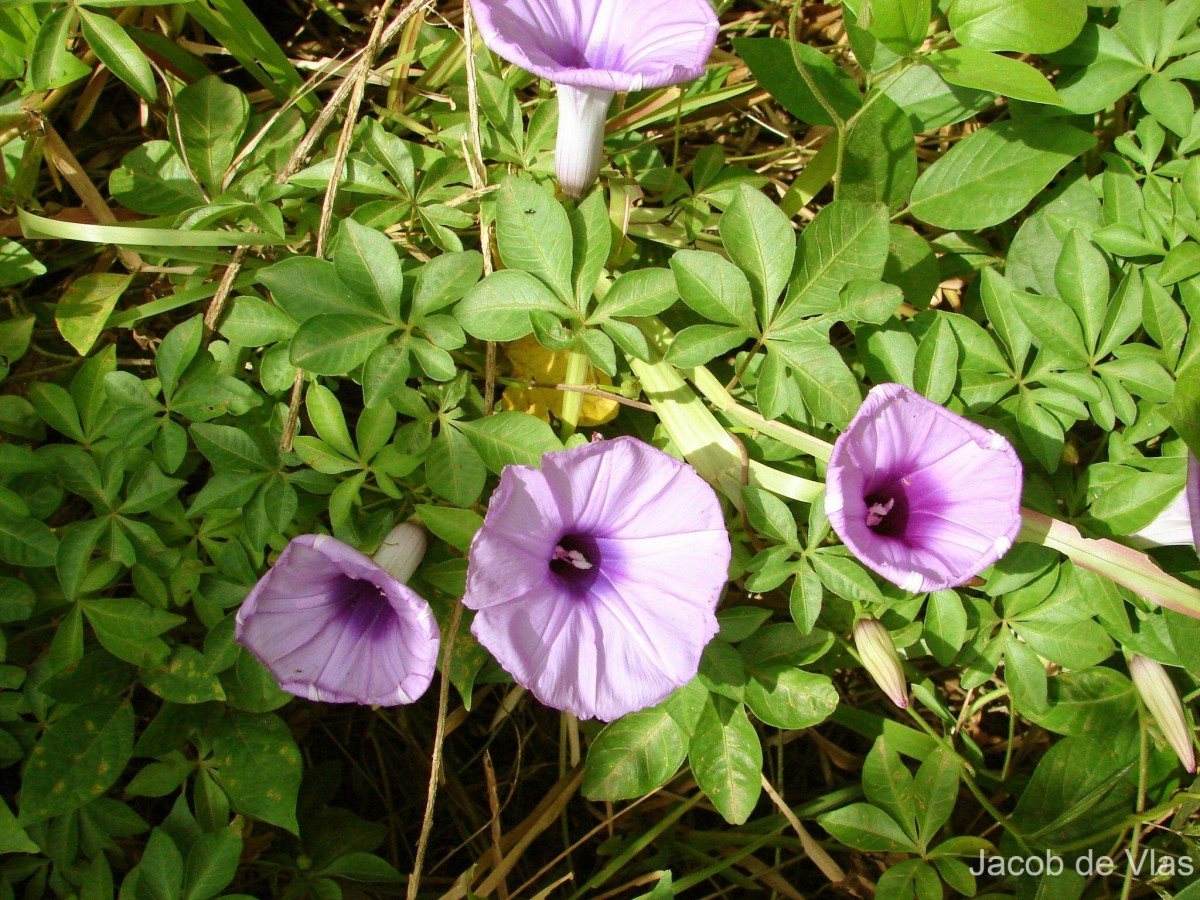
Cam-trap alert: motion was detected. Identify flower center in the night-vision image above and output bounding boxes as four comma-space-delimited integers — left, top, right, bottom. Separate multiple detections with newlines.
549, 534, 602, 594
336, 576, 395, 635
864, 481, 910, 539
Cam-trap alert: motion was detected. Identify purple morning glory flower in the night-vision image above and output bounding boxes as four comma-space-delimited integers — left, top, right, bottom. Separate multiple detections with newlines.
825, 384, 1023, 593
463, 436, 730, 721
470, 0, 719, 197
236, 525, 440, 706
1129, 453, 1200, 552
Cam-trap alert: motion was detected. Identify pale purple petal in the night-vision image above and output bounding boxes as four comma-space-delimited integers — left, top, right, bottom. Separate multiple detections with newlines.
237, 535, 440, 706
470, 0, 718, 91
825, 384, 1023, 593
541, 436, 727, 538
464, 437, 730, 721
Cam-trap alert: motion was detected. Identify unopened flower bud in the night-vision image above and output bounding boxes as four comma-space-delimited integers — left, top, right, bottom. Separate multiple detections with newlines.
1129, 654, 1196, 774
373, 521, 427, 585
854, 617, 908, 709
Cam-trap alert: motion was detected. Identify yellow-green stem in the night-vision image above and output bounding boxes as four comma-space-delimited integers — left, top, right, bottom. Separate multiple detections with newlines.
1018, 509, 1200, 620
558, 346, 588, 439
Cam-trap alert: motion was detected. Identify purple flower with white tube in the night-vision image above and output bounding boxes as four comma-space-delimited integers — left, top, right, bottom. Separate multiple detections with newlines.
236, 523, 440, 706
470, 0, 719, 197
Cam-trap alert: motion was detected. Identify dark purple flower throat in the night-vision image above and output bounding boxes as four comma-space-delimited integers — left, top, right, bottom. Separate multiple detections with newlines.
549, 533, 602, 594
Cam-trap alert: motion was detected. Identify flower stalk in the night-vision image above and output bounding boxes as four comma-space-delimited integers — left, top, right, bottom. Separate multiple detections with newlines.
1018, 510, 1200, 620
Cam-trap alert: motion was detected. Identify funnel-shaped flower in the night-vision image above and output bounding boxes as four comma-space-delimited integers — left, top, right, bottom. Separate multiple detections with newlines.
236, 525, 440, 706
463, 436, 730, 721
826, 384, 1023, 593
1129, 654, 1196, 773
1129, 454, 1200, 551
470, 0, 719, 197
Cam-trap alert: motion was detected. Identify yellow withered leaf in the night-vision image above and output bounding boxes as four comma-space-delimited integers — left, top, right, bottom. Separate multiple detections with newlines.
501, 335, 619, 426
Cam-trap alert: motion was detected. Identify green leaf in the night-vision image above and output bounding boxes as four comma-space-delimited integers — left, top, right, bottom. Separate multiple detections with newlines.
741, 487, 798, 545
928, 47, 1060, 104
1054, 230, 1108, 353
219, 296, 297, 346
790, 561, 823, 634
841, 93, 917, 210
411, 251, 483, 318
426, 425, 484, 506
1009, 292, 1090, 368
109, 141, 207, 216
664, 324, 751, 367
912, 315, 959, 405
866, 0, 931, 53
924, 591, 966, 667
495, 177, 573, 303
774, 200, 889, 332
182, 824, 242, 900
211, 710, 301, 833
306, 383, 356, 459
290, 315, 392, 375
1012, 617, 1113, 670
18, 698, 134, 825
258, 257, 376, 322
862, 737, 917, 840
190, 423, 273, 471
79, 9, 156, 101
688, 695, 763, 825
0, 797, 37, 855
1165, 366, 1200, 460
582, 705, 687, 801
744, 666, 838, 729
733, 38, 861, 127
818, 803, 919, 852
415, 505, 482, 552
170, 76, 249, 192
721, 185, 795, 320
591, 268, 678, 320
0, 516, 58, 568
454, 412, 561, 473
950, 0, 1087, 53
332, 219, 403, 319
1159, 241, 1200, 285
83, 598, 185, 666
141, 646, 226, 705
55, 273, 132, 356
569, 190, 611, 309
456, 269, 567, 342
1142, 73, 1194, 137
810, 553, 885, 604
30, 7, 91, 91
670, 250, 758, 332
1004, 629, 1050, 714
913, 746, 961, 847
908, 119, 1096, 229
771, 340, 861, 427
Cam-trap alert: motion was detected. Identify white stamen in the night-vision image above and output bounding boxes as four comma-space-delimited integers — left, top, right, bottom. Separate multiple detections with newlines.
866, 497, 895, 528
553, 84, 614, 198
553, 545, 593, 570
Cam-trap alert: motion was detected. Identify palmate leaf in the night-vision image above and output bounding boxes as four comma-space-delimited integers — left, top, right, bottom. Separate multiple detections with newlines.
771, 200, 890, 334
